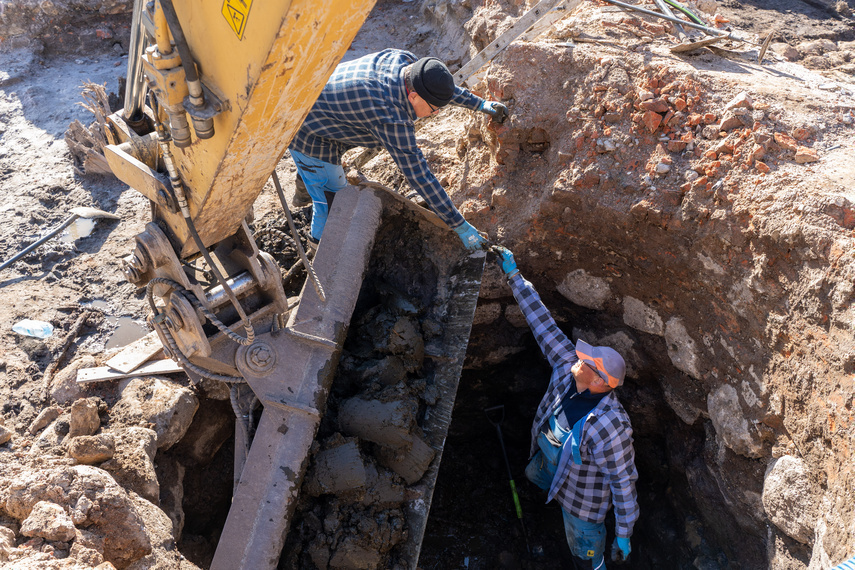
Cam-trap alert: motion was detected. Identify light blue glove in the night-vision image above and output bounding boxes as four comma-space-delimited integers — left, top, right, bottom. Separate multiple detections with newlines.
612, 536, 631, 562
453, 221, 487, 250
495, 246, 518, 276
479, 100, 508, 124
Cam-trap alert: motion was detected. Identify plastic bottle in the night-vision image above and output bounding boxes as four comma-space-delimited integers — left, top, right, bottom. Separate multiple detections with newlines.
12, 319, 54, 339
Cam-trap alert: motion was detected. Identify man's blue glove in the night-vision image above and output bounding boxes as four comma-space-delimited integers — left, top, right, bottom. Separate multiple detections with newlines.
453, 221, 487, 250
611, 536, 631, 562
495, 246, 518, 277
479, 100, 508, 124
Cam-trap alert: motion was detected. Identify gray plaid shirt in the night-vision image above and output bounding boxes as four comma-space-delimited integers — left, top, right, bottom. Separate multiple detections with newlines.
289, 49, 483, 229
509, 273, 640, 538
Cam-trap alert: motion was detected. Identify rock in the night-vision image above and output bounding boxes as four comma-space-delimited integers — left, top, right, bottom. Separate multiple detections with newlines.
655, 162, 671, 174
330, 538, 382, 569
99, 427, 160, 505
374, 433, 436, 485
51, 355, 96, 404
0, 425, 11, 445
695, 0, 717, 14
718, 111, 746, 132
724, 91, 753, 111
640, 98, 669, 113
473, 302, 502, 325
641, 110, 662, 132
305, 440, 367, 497
837, 0, 852, 16
339, 398, 417, 449
112, 377, 199, 450
797, 39, 837, 56
622, 296, 664, 336
68, 434, 116, 464
762, 455, 817, 544
664, 318, 701, 379
557, 269, 611, 310
20, 501, 76, 542
771, 42, 800, 61
794, 146, 819, 164
504, 305, 527, 328
28, 405, 63, 434
5, 465, 152, 567
69, 398, 101, 438
637, 88, 654, 101
707, 384, 764, 458
774, 132, 799, 151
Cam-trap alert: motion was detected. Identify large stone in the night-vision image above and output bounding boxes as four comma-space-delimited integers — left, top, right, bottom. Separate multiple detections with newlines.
68, 433, 116, 464
111, 377, 199, 450
28, 405, 63, 434
99, 427, 160, 504
707, 384, 764, 458
762, 455, 817, 544
622, 296, 664, 336
4, 465, 152, 567
69, 398, 101, 438
0, 424, 11, 445
20, 501, 76, 542
51, 355, 96, 404
557, 269, 611, 310
664, 317, 701, 379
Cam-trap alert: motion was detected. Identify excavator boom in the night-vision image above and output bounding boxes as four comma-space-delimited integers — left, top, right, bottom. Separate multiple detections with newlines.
102, 1, 485, 568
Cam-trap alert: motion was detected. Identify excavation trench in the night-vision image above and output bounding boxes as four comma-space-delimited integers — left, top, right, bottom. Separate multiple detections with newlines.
158, 208, 764, 570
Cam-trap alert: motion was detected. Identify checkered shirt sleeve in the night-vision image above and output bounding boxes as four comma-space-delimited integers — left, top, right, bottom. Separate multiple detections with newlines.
289, 49, 483, 229
509, 273, 639, 537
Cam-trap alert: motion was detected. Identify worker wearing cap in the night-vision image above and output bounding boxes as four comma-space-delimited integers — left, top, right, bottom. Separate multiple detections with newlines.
288, 48, 507, 248
494, 246, 639, 569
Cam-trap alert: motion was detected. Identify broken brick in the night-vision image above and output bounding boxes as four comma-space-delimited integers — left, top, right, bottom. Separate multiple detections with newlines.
703, 113, 718, 124
774, 132, 799, 151
755, 161, 770, 173
724, 91, 753, 111
794, 146, 819, 164
642, 111, 663, 132
792, 127, 811, 141
640, 98, 670, 113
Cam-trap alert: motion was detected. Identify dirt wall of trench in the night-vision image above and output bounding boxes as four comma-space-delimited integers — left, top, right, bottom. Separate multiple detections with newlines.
381, 5, 855, 566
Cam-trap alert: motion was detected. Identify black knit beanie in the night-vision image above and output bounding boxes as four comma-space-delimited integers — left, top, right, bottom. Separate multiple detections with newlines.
411, 57, 454, 107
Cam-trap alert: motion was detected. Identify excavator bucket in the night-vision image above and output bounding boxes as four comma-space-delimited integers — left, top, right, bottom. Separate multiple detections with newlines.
210, 185, 485, 569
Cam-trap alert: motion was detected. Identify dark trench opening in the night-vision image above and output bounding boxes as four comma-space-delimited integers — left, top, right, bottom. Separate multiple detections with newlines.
156, 206, 770, 569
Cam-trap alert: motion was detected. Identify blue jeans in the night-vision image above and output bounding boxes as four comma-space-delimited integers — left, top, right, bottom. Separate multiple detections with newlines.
289, 150, 348, 241
526, 450, 607, 569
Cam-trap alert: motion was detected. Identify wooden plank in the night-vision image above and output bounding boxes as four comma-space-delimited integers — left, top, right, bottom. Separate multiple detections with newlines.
104, 331, 163, 373
77, 359, 183, 384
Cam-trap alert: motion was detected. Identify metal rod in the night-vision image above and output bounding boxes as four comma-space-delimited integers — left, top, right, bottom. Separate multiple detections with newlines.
123, 0, 148, 122
599, 0, 756, 44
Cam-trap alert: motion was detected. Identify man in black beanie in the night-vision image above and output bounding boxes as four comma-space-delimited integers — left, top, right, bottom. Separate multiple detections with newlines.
288, 49, 507, 249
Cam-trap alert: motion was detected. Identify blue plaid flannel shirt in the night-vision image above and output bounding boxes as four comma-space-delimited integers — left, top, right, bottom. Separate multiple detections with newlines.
289, 49, 484, 229
509, 273, 640, 538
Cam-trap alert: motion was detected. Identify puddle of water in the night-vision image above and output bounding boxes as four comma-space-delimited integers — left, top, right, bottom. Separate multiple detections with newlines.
82, 299, 148, 350
106, 317, 147, 350
59, 217, 96, 243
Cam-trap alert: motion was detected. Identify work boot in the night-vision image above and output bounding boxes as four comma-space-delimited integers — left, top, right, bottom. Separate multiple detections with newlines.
292, 173, 311, 207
